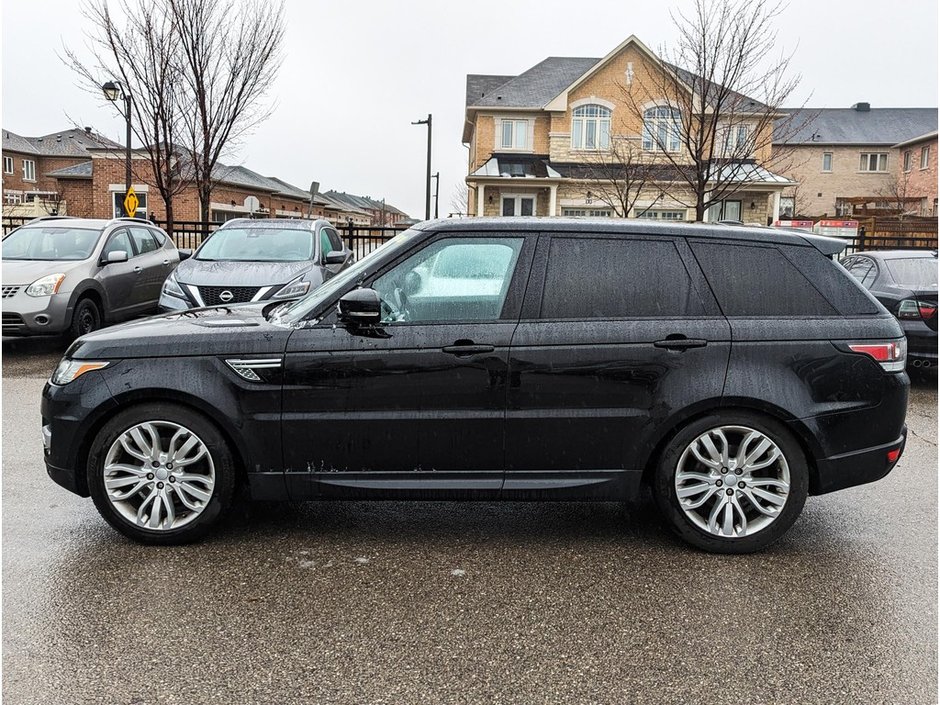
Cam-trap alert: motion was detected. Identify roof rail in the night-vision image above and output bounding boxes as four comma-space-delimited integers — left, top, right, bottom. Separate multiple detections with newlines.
27, 215, 72, 223
107, 216, 151, 224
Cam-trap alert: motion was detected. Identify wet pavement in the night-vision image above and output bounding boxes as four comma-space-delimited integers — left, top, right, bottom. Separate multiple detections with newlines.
2, 337, 937, 704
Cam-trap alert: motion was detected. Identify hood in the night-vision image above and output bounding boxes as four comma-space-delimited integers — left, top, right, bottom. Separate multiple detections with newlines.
2, 258, 89, 286
67, 302, 292, 360
174, 258, 317, 288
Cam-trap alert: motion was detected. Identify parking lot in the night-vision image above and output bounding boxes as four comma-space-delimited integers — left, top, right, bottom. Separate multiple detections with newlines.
2, 337, 937, 705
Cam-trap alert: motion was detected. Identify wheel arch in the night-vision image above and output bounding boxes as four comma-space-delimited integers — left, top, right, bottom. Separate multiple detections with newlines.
66, 283, 106, 323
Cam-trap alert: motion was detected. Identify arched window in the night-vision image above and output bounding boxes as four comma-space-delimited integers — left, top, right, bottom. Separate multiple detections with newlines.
642, 106, 681, 152
571, 104, 611, 150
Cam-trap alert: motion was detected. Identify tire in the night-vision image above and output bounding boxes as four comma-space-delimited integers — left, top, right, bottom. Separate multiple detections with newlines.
651, 411, 809, 554
87, 403, 236, 545
69, 297, 101, 339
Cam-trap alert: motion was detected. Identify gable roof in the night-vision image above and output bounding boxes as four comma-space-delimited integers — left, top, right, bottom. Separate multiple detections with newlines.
46, 161, 93, 179
3, 127, 121, 157
775, 107, 938, 145
324, 190, 407, 216
893, 130, 938, 149
468, 57, 600, 109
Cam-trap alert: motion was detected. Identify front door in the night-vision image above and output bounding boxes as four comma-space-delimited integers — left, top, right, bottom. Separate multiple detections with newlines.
282, 233, 534, 498
504, 232, 730, 496
98, 228, 141, 320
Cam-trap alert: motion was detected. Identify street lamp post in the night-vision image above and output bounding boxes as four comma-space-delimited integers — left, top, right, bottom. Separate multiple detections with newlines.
431, 172, 440, 219
411, 114, 432, 220
102, 80, 132, 216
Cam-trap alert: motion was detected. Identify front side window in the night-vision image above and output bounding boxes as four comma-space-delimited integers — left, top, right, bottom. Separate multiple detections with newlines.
319, 229, 334, 258
195, 226, 314, 262
103, 230, 133, 260
499, 119, 529, 150
541, 237, 704, 319
23, 159, 35, 181
921, 145, 931, 169
822, 152, 833, 172
1, 226, 100, 261
571, 104, 611, 151
859, 153, 888, 172
373, 237, 523, 323
642, 106, 681, 152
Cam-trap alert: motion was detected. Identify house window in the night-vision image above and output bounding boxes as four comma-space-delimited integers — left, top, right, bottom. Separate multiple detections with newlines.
822, 152, 832, 172
2, 156, 12, 174
642, 106, 681, 152
561, 208, 612, 217
112, 190, 148, 218
859, 153, 887, 172
636, 208, 687, 220
499, 119, 529, 151
779, 197, 795, 217
23, 159, 36, 181
903, 150, 913, 171
4, 190, 23, 205
720, 123, 752, 156
707, 200, 742, 222
501, 195, 535, 216
571, 104, 611, 150
921, 145, 930, 169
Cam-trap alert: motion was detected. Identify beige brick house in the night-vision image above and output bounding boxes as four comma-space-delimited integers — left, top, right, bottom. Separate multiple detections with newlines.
771, 104, 937, 218
463, 36, 793, 223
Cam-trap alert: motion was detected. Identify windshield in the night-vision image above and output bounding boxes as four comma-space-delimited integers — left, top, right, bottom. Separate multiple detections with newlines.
885, 258, 938, 288
274, 229, 419, 325
2, 226, 101, 261
196, 226, 314, 262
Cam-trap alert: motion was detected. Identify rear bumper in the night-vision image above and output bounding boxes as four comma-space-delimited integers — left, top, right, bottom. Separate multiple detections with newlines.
813, 427, 907, 495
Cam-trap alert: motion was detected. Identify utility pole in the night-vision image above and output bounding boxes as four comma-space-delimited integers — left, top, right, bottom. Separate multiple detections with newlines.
412, 114, 432, 220
431, 172, 440, 219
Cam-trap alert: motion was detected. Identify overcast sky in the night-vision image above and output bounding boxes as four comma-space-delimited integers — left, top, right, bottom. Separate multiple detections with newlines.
3, 0, 938, 218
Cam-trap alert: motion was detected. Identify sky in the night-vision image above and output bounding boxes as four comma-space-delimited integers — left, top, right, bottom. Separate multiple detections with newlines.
2, 0, 938, 219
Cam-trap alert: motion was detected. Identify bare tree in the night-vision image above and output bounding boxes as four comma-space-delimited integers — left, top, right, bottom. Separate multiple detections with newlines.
581, 139, 659, 217
64, 0, 188, 233
624, 0, 811, 220
169, 0, 285, 220
450, 182, 469, 216
879, 169, 916, 221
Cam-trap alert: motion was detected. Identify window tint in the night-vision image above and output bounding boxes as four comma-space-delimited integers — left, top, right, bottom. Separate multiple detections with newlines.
319, 229, 334, 257
540, 237, 705, 319
787, 247, 880, 314
373, 237, 523, 323
325, 228, 343, 252
691, 242, 838, 316
129, 227, 159, 255
103, 230, 133, 260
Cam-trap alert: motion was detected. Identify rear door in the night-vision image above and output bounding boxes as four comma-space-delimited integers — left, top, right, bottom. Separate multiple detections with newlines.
504, 231, 730, 495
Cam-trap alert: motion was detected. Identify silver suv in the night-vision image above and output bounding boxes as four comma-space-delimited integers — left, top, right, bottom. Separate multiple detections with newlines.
1, 216, 185, 338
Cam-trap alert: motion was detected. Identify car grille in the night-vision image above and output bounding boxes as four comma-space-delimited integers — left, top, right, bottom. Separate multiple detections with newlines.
2, 285, 22, 298
198, 286, 262, 306
2, 312, 25, 332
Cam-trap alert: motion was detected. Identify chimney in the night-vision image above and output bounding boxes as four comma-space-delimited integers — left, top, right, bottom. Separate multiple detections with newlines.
84, 126, 92, 135
852, 102, 871, 112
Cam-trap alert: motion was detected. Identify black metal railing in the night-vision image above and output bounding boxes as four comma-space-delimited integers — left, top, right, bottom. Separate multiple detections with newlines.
342, 224, 408, 260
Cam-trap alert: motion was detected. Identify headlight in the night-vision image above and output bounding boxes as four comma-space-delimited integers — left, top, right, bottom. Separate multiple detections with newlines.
162, 272, 187, 299
26, 273, 66, 297
272, 276, 310, 299
51, 359, 110, 385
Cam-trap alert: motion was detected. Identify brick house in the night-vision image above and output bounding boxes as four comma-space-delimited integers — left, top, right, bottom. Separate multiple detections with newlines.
1, 127, 121, 216
323, 191, 409, 226
893, 131, 937, 216
463, 36, 793, 223
771, 104, 937, 218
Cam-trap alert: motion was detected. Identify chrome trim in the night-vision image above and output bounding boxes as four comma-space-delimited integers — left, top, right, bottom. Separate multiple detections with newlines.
183, 283, 205, 307
225, 357, 283, 382
251, 286, 274, 302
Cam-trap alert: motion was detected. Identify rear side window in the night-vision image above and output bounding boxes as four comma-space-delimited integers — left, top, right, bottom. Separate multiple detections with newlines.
129, 227, 159, 255
788, 247, 880, 314
690, 242, 838, 316
540, 237, 706, 318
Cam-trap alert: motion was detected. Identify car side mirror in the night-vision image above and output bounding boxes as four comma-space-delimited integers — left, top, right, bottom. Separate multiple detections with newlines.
337, 288, 381, 325
103, 250, 128, 264
178, 248, 193, 261
324, 251, 346, 265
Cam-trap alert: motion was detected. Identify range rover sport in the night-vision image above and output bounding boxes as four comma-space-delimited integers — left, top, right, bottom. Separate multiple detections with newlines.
42, 218, 909, 553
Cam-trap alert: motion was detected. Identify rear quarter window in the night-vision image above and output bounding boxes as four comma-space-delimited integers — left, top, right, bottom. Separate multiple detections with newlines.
786, 247, 881, 315
690, 241, 842, 317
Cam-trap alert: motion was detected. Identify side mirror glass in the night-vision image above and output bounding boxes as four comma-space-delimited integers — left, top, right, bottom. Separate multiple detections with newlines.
178, 248, 193, 261
324, 251, 346, 265
104, 250, 128, 264
337, 287, 381, 325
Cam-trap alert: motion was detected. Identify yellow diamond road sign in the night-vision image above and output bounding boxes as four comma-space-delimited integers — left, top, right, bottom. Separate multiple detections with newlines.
123, 188, 139, 218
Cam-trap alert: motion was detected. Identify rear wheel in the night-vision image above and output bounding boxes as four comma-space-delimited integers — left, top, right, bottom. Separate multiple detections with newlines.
652, 412, 808, 554
69, 297, 101, 339
87, 403, 236, 544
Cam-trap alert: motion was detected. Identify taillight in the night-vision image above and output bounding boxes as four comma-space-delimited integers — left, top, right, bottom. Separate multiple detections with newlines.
898, 299, 937, 321
847, 339, 907, 372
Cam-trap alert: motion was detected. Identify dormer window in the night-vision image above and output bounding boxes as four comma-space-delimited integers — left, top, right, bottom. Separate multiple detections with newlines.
642, 106, 681, 152
571, 104, 611, 150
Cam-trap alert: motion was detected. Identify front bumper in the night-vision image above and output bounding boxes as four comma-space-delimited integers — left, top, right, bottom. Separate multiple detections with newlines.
2, 290, 72, 335
813, 427, 907, 495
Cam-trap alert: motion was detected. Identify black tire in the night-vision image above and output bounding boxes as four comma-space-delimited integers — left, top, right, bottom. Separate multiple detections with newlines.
69, 297, 101, 339
651, 411, 809, 554
87, 403, 236, 545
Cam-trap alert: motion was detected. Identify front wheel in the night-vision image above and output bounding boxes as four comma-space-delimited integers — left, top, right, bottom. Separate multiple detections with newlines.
69, 297, 101, 339
87, 403, 236, 544
652, 413, 809, 554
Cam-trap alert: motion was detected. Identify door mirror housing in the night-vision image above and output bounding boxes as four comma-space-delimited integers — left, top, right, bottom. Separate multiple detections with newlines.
103, 250, 128, 265
177, 248, 193, 261
323, 250, 346, 265
337, 287, 381, 325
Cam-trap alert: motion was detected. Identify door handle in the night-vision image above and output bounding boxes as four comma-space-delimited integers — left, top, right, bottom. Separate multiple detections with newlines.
654, 337, 707, 350
133, 266, 143, 274
442, 343, 495, 356
162, 259, 170, 265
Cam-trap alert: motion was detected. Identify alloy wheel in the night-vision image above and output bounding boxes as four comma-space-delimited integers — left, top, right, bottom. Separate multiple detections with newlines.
102, 420, 216, 531
674, 425, 790, 539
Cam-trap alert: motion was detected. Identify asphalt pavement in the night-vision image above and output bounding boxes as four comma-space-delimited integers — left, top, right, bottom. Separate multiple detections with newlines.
2, 337, 937, 704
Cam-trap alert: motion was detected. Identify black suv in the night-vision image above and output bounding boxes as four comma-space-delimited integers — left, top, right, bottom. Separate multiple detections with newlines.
42, 219, 909, 553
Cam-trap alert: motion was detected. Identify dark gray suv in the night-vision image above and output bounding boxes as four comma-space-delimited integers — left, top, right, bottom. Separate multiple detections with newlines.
159, 218, 353, 310
2, 216, 183, 337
